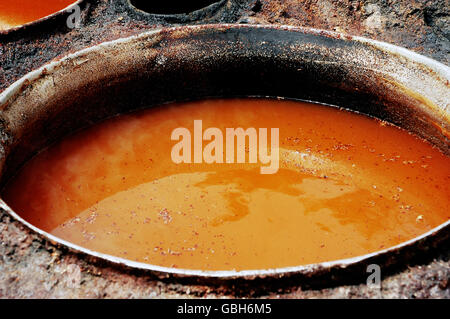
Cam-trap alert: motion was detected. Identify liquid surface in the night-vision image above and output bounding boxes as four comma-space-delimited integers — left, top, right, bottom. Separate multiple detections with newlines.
0, 0, 76, 30
3, 99, 449, 271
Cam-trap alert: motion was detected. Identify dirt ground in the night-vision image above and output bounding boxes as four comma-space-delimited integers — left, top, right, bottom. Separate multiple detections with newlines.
0, 0, 449, 298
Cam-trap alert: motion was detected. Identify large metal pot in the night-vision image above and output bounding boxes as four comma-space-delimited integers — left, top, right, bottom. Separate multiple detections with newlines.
0, 24, 448, 291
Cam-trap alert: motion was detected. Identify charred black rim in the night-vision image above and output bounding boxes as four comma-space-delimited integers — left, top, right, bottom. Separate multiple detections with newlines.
128, 0, 226, 16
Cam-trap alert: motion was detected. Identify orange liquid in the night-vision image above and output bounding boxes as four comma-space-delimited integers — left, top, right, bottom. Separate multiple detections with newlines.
0, 0, 76, 30
3, 99, 449, 271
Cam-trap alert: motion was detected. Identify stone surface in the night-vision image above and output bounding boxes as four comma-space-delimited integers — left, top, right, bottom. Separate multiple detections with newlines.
0, 0, 449, 298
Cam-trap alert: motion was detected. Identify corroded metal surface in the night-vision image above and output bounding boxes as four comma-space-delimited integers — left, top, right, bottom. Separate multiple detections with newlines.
0, 0, 449, 298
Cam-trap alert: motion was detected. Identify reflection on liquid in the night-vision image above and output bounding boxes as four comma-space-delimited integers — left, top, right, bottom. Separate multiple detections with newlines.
3, 99, 449, 271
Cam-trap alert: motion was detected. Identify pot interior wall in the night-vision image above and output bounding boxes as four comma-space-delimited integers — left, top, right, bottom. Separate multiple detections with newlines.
0, 26, 448, 186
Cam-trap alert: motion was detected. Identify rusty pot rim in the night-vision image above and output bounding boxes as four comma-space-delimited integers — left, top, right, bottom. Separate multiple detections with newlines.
0, 0, 84, 34
0, 24, 449, 280
127, 0, 228, 18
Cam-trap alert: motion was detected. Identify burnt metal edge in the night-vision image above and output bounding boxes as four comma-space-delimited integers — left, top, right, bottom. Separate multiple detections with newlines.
0, 0, 84, 35
0, 24, 448, 285
120, 0, 250, 27
126, 0, 228, 20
